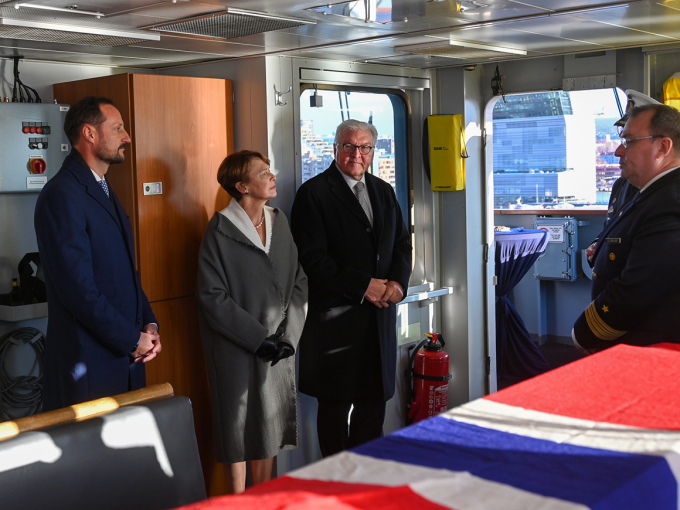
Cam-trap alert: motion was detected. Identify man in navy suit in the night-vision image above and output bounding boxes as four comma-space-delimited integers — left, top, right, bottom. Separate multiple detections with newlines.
35, 96, 161, 411
573, 104, 680, 353
291, 119, 411, 457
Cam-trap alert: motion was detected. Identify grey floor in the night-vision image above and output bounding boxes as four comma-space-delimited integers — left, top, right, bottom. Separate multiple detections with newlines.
539, 342, 586, 370
498, 342, 585, 390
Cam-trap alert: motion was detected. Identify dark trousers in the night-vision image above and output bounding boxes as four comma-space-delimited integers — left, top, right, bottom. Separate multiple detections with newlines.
316, 397, 386, 458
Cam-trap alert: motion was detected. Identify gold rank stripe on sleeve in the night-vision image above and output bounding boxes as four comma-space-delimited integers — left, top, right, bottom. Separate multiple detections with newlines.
584, 302, 627, 341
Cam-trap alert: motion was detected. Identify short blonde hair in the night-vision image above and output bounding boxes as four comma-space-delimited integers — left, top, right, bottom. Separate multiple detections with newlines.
217, 150, 270, 200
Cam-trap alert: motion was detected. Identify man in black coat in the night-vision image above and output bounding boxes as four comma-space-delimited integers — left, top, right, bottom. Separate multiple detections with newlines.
573, 104, 680, 353
291, 119, 412, 457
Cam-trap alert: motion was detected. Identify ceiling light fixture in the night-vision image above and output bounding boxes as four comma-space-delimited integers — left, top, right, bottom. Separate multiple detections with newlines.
14, 3, 104, 18
396, 37, 526, 59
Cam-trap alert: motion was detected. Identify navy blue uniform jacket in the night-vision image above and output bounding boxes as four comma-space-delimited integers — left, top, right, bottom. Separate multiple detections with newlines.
291, 163, 412, 401
35, 150, 156, 410
573, 167, 680, 351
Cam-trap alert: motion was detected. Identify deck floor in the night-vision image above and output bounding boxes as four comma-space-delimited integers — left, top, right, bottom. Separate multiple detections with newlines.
498, 343, 585, 390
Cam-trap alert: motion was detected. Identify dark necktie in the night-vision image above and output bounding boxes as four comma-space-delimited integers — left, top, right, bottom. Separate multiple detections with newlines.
98, 179, 110, 198
354, 181, 372, 225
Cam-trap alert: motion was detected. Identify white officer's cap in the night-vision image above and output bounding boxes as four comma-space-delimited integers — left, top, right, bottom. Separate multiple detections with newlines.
614, 90, 662, 129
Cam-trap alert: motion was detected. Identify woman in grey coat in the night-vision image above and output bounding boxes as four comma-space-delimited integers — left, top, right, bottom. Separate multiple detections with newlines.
196, 150, 307, 494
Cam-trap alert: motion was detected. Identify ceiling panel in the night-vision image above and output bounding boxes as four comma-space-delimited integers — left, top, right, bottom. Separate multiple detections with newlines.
133, 35, 271, 57
443, 24, 605, 54
0, 1, 674, 69
575, 2, 680, 39
0, 44, 167, 67
505, 0, 630, 9
289, 43, 399, 60
450, 0, 550, 21
0, 30, 249, 66
363, 52, 470, 67
228, 28, 362, 49
498, 12, 677, 47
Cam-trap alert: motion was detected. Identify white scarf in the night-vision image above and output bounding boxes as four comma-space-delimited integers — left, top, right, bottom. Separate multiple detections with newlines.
219, 199, 273, 254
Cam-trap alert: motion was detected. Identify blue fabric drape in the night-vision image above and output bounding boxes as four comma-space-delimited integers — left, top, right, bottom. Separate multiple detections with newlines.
495, 229, 551, 380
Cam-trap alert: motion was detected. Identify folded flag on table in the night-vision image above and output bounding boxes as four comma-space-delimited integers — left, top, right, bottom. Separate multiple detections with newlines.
177, 343, 680, 510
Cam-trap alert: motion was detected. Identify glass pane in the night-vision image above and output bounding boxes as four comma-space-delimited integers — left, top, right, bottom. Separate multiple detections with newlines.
300, 89, 397, 188
306, 0, 393, 24
492, 88, 627, 210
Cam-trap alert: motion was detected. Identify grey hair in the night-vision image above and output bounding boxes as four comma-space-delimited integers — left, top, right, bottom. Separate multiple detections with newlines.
334, 119, 378, 145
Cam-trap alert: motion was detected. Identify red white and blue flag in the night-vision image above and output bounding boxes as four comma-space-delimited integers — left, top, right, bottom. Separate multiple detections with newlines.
178, 343, 680, 510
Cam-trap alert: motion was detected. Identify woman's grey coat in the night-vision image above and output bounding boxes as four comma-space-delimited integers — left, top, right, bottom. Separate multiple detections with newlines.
196, 209, 307, 464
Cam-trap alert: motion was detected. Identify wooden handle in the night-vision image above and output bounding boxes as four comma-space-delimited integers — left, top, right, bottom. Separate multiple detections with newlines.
0, 382, 174, 442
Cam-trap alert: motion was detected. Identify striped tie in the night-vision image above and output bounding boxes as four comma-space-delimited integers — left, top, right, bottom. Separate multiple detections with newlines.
354, 181, 372, 225
98, 179, 110, 198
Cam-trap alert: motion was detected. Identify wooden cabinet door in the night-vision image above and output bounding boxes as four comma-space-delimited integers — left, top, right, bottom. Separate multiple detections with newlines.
131, 74, 232, 302
146, 296, 229, 496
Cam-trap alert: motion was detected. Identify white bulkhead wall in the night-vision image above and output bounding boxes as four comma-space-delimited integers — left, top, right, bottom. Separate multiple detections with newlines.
434, 66, 491, 406
261, 57, 490, 407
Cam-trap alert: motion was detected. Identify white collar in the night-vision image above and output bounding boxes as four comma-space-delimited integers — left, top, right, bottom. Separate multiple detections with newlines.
219, 199, 274, 253
336, 164, 367, 190
90, 169, 104, 182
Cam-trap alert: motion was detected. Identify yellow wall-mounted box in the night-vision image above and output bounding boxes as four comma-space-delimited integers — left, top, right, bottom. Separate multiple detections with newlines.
427, 114, 467, 191
663, 72, 680, 111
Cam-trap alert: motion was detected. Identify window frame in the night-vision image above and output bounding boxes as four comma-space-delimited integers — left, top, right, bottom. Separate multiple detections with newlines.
298, 83, 412, 226
487, 88, 626, 214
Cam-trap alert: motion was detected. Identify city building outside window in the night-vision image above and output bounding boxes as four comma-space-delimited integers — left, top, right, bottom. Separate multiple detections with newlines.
299, 87, 409, 223
492, 88, 627, 210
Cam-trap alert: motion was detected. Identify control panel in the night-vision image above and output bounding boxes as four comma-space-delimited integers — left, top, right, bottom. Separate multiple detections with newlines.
0, 103, 69, 193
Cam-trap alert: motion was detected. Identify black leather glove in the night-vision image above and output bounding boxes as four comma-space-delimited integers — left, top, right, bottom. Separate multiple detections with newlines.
255, 338, 278, 360
270, 342, 295, 367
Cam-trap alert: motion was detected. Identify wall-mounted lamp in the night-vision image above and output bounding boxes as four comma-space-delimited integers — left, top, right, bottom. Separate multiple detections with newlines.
14, 3, 104, 18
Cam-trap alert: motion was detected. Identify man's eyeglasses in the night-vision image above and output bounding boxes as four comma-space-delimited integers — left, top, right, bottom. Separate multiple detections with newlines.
338, 143, 374, 155
618, 135, 663, 149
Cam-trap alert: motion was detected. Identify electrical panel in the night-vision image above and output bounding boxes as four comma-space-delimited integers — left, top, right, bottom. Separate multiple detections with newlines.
532, 217, 579, 281
0, 103, 70, 193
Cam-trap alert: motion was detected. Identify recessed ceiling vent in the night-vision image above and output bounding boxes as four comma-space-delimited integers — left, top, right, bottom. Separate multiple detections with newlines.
148, 8, 316, 40
396, 38, 526, 60
0, 18, 160, 46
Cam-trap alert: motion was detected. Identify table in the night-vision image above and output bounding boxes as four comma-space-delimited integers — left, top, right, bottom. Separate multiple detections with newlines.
494, 228, 551, 381
176, 343, 680, 510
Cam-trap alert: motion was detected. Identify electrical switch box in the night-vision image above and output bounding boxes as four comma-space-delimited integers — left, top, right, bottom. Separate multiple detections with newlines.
533, 217, 579, 281
0, 103, 69, 193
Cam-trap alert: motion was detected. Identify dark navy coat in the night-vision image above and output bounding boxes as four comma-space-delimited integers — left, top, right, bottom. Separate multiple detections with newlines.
574, 167, 680, 351
35, 150, 156, 410
291, 163, 412, 401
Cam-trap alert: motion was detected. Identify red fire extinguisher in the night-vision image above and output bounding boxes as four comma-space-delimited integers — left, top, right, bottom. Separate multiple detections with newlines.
407, 333, 451, 424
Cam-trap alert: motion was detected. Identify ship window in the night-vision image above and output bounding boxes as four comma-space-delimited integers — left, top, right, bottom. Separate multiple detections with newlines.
492, 88, 627, 210
300, 87, 409, 224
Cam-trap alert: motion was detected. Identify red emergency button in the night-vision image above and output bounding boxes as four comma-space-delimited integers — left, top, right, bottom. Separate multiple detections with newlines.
29, 126, 36, 133
22, 126, 29, 133
30, 158, 46, 174
36, 126, 42, 134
